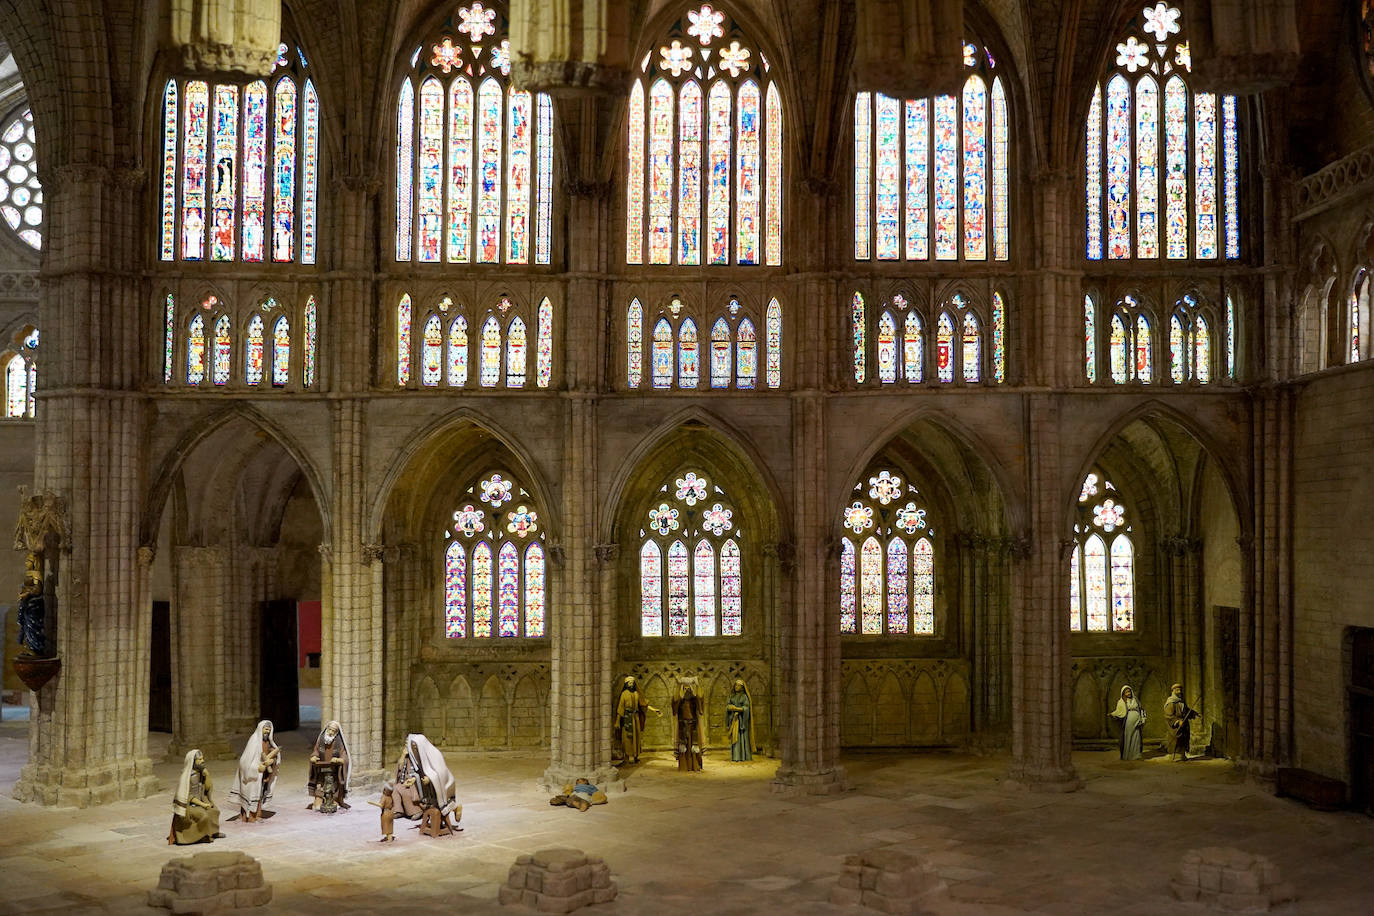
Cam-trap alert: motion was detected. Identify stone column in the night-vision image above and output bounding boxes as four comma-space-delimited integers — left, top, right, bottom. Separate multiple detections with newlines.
168, 546, 232, 759
14, 165, 158, 806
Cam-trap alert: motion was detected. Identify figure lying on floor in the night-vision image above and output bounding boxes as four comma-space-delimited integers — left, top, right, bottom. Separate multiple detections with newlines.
548, 778, 608, 811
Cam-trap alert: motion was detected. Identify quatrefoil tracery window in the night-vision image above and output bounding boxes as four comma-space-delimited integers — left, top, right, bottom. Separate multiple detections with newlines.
444, 471, 547, 639
1069, 470, 1135, 633
839, 468, 936, 636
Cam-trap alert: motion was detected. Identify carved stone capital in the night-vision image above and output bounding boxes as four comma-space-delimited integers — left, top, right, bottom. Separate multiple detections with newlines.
1160, 535, 1200, 557
361, 542, 386, 565
511, 60, 629, 95
317, 543, 333, 564
333, 174, 382, 195
593, 542, 619, 566
563, 178, 614, 200
765, 541, 796, 576
1058, 538, 1078, 562
548, 544, 566, 567
136, 545, 157, 568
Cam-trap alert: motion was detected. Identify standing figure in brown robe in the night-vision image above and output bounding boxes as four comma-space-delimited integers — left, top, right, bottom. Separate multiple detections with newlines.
1164, 684, 1197, 761
614, 675, 660, 764
671, 677, 706, 772
169, 750, 223, 845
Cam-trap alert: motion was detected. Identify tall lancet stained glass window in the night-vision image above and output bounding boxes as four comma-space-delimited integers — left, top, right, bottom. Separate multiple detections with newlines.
396, 3, 555, 265
1069, 469, 1135, 632
639, 469, 744, 637
159, 44, 319, 263
853, 41, 1009, 262
444, 471, 547, 638
626, 3, 783, 266
1084, 3, 1241, 261
839, 468, 936, 635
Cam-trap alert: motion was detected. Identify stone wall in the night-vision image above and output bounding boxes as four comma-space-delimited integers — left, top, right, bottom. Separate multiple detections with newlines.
840, 658, 971, 747
408, 662, 551, 751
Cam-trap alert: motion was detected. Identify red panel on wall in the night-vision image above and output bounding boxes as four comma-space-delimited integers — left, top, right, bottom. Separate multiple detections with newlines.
297, 600, 322, 667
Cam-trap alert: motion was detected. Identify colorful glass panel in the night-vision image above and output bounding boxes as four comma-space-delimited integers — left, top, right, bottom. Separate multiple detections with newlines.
721, 539, 741, 636
497, 541, 519, 637
736, 80, 761, 264
677, 80, 702, 265
906, 99, 929, 260
397, 294, 412, 385
1084, 534, 1108, 632
1223, 94, 1239, 259
536, 94, 553, 265
506, 316, 527, 387
707, 80, 732, 264
506, 89, 532, 263
421, 314, 442, 386
524, 542, 545, 637
1226, 294, 1236, 377
1105, 75, 1131, 259
445, 541, 466, 638
933, 94, 958, 260
1136, 314, 1152, 382
860, 537, 883, 635
992, 292, 1006, 383
693, 540, 716, 636
649, 79, 674, 264
448, 315, 469, 386
4, 355, 23, 417
912, 537, 933, 634
628, 299, 643, 387
213, 314, 231, 385
937, 312, 954, 382
962, 311, 981, 382
667, 540, 690, 636
640, 541, 662, 636
161, 81, 178, 260
710, 317, 731, 388
1086, 84, 1102, 259
301, 80, 319, 264
480, 315, 501, 386
476, 78, 503, 263
1194, 314, 1210, 383
211, 85, 239, 261
416, 77, 444, 262
852, 292, 866, 383
877, 311, 898, 383
765, 298, 781, 389
765, 83, 782, 266
854, 92, 871, 260
187, 314, 205, 385
271, 78, 296, 262
1134, 76, 1158, 258
991, 78, 1008, 261
1110, 535, 1134, 631
536, 298, 553, 388
653, 318, 673, 388
1164, 76, 1187, 259
448, 78, 474, 263
1084, 295, 1097, 382
679, 317, 699, 388
627, 80, 645, 263
1069, 542, 1082, 632
840, 538, 857, 633
1110, 314, 1129, 383
182, 81, 209, 260
303, 297, 317, 386
396, 79, 414, 260
874, 93, 901, 260
1194, 92, 1217, 259
1170, 313, 1186, 382
164, 294, 176, 383
886, 538, 908, 634
271, 316, 289, 386
242, 81, 267, 262
472, 541, 493, 638
904, 311, 923, 383
736, 318, 757, 388
962, 76, 987, 260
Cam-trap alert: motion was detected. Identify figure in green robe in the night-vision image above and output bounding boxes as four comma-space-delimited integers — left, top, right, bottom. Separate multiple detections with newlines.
725, 678, 755, 762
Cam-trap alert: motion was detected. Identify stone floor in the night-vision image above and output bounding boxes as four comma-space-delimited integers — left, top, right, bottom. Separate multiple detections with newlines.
1, 723, 1371, 914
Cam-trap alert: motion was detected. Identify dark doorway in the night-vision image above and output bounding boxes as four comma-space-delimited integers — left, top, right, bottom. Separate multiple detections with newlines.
148, 600, 172, 732
1214, 605, 1240, 759
259, 599, 299, 731
1351, 627, 1374, 815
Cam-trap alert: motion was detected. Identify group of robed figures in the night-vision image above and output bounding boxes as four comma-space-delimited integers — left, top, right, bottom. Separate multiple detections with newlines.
613, 674, 756, 770
1110, 683, 1199, 762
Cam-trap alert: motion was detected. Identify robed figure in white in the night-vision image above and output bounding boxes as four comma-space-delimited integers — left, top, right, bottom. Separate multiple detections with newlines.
228, 719, 281, 820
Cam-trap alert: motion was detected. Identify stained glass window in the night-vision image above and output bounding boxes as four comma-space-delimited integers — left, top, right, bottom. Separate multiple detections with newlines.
765, 298, 782, 389
397, 294, 412, 385
1194, 314, 1210, 383
877, 311, 898, 383
1072, 468, 1134, 632
213, 314, 232, 385
640, 468, 744, 637
397, 7, 554, 265
303, 297, 317, 387
271, 316, 290, 386
1170, 313, 1186, 382
628, 298, 644, 388
736, 319, 755, 388
391, 295, 556, 390
1136, 314, 1152, 382
853, 46, 1008, 263
628, 5, 782, 265
162, 48, 317, 263
1085, 4, 1241, 261
481, 315, 501, 386
2, 334, 37, 419
711, 317, 731, 387
961, 311, 981, 382
653, 318, 673, 388
937, 312, 954, 383
448, 315, 469, 386
443, 469, 548, 639
632, 296, 771, 389
188, 314, 206, 385
679, 318, 699, 388
1110, 313, 1129, 384
839, 467, 936, 636
991, 292, 1006, 383
1225, 293, 1236, 378
164, 294, 176, 383
422, 314, 443, 386
536, 298, 553, 388
904, 311, 923, 383
1084, 294, 1097, 382
506, 316, 527, 387
852, 292, 867, 383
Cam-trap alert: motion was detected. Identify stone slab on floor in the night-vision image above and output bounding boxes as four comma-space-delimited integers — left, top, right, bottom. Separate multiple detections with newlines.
147, 850, 272, 913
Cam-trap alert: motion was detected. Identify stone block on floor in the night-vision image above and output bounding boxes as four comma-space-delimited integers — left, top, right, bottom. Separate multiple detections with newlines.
148, 850, 272, 913
499, 847, 616, 913
1170, 847, 1295, 911
828, 844, 948, 914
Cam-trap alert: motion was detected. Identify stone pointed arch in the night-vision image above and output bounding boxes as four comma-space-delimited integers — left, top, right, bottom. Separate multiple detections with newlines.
477, 674, 509, 747
511, 673, 547, 748
446, 674, 475, 747
909, 670, 940, 744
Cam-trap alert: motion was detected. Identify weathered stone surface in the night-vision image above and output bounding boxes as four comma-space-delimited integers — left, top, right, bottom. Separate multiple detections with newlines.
1171, 847, 1294, 912
829, 845, 948, 914
500, 848, 615, 912
148, 851, 271, 913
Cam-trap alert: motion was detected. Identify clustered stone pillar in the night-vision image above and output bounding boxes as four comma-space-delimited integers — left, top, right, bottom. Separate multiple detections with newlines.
169, 546, 231, 759
15, 165, 159, 805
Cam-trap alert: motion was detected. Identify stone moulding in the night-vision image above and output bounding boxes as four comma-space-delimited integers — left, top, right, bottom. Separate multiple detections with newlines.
1295, 144, 1374, 222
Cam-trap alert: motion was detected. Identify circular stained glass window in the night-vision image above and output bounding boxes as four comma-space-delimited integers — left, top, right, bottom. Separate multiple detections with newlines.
0, 110, 41, 250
